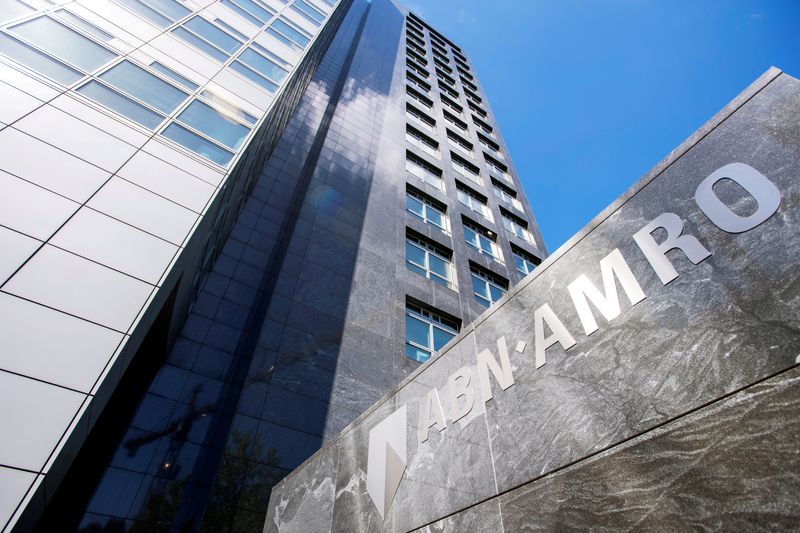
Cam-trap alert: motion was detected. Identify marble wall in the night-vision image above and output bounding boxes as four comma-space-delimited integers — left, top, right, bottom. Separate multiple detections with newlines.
264, 68, 800, 532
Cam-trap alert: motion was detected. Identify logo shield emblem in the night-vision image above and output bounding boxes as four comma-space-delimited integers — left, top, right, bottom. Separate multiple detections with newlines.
366, 404, 407, 519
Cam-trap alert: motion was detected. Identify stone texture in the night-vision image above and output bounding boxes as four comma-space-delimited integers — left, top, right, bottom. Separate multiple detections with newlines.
499, 366, 800, 531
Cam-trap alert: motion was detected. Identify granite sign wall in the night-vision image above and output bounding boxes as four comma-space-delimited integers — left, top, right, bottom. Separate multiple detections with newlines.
264, 68, 800, 532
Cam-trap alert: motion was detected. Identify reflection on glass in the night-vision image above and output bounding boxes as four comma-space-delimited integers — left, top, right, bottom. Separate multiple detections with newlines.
239, 48, 289, 83
172, 27, 228, 62
0, 34, 82, 85
150, 61, 200, 91
185, 16, 242, 54
162, 123, 234, 166
77, 80, 164, 129
10, 16, 116, 73
176, 100, 250, 150
99, 60, 188, 113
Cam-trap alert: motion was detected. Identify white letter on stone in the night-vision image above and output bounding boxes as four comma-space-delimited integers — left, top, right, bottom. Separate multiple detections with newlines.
534, 304, 577, 369
447, 366, 475, 423
695, 162, 781, 233
477, 336, 514, 403
418, 387, 446, 443
633, 212, 712, 285
567, 248, 646, 336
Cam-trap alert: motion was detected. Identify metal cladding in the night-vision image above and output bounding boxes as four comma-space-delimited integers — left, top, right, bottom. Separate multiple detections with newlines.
265, 68, 800, 532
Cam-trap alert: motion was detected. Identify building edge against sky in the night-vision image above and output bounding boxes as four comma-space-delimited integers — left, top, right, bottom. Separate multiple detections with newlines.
0, 0, 545, 531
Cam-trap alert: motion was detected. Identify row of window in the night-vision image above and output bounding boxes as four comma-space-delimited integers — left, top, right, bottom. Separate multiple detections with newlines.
406, 188, 539, 274
0, 1, 326, 167
405, 152, 533, 243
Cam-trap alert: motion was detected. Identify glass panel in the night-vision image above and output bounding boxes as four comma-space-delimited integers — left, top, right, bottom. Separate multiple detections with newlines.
221, 0, 264, 27
55, 10, 115, 42
464, 227, 477, 247
214, 18, 248, 41
0, 34, 82, 85
427, 208, 444, 228
514, 255, 527, 275
10, 16, 116, 73
479, 236, 494, 256
489, 285, 505, 303
116, 0, 171, 27
405, 241, 426, 267
184, 16, 242, 54
148, 0, 190, 20
162, 123, 234, 166
271, 18, 310, 47
428, 255, 447, 278
200, 90, 258, 125
176, 100, 250, 150
405, 344, 430, 363
432, 327, 455, 351
0, 1, 33, 23
406, 195, 423, 217
99, 60, 188, 114
231, 61, 279, 93
172, 27, 228, 62
149, 61, 199, 90
239, 48, 288, 83
229, 0, 274, 24
77, 80, 164, 129
405, 315, 429, 348
292, 0, 324, 25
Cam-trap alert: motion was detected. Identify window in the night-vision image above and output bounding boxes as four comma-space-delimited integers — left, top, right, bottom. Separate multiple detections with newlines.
0, 1, 33, 22
502, 211, 533, 244
434, 58, 452, 73
478, 133, 503, 159
115, 0, 190, 28
512, 246, 540, 276
406, 104, 435, 133
405, 302, 459, 363
462, 77, 478, 92
438, 81, 459, 100
222, 0, 275, 27
492, 181, 523, 211
406, 189, 447, 233
468, 101, 487, 118
447, 130, 473, 157
484, 154, 510, 183
465, 87, 482, 104
457, 184, 492, 221
443, 110, 467, 133
5, 16, 116, 82
406, 152, 443, 190
406, 86, 433, 111
471, 267, 508, 307
149, 61, 199, 90
473, 115, 494, 137
96, 60, 188, 114
55, 10, 115, 42
406, 125, 439, 158
200, 90, 258, 125
231, 45, 290, 92
406, 71, 431, 93
175, 100, 250, 150
173, 16, 243, 61
406, 233, 453, 288
407, 49, 427, 66
464, 219, 501, 260
291, 0, 325, 25
451, 153, 481, 185
162, 123, 234, 166
436, 68, 456, 86
440, 94, 463, 117
406, 40, 425, 56
406, 59, 429, 79
268, 17, 312, 49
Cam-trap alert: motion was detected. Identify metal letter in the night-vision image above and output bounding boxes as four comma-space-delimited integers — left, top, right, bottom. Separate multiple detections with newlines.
633, 212, 712, 285
567, 248, 646, 336
367, 404, 407, 519
534, 304, 577, 368
418, 387, 446, 444
695, 162, 781, 233
447, 366, 475, 423
477, 336, 515, 403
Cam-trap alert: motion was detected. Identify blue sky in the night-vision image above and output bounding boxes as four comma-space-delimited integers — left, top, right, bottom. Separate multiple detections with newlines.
405, 0, 800, 251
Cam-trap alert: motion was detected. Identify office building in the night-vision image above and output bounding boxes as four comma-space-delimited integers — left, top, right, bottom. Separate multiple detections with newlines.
267, 68, 800, 532
0, 0, 544, 531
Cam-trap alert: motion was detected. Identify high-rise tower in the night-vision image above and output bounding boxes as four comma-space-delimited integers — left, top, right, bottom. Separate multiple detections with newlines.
0, 0, 544, 531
